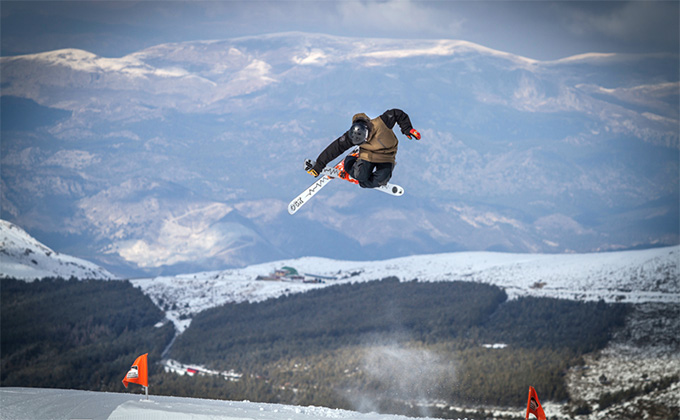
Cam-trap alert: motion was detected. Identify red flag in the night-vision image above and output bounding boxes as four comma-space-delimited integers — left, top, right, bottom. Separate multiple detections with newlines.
526, 386, 546, 420
122, 353, 148, 388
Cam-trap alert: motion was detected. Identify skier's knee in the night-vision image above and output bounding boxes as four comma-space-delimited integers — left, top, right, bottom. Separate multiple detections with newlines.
351, 160, 370, 182
344, 155, 357, 174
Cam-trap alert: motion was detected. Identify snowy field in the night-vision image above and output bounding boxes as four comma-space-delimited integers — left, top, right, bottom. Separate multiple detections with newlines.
131, 246, 679, 333
0, 387, 450, 420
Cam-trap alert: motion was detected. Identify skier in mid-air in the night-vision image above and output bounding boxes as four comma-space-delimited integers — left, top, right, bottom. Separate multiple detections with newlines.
304, 109, 421, 188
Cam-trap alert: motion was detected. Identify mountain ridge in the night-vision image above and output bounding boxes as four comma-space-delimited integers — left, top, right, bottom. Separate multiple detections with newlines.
1, 32, 677, 276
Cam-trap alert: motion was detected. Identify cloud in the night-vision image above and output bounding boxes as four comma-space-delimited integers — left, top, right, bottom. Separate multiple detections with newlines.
336, 0, 463, 38
561, 1, 678, 49
4, 0, 676, 62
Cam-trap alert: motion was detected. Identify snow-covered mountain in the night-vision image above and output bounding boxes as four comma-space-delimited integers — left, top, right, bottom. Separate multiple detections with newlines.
1, 32, 678, 276
0, 219, 116, 281
132, 245, 679, 333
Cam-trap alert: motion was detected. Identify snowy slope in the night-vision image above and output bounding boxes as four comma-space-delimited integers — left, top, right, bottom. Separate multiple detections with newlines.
0, 387, 451, 420
0, 220, 117, 281
132, 246, 679, 333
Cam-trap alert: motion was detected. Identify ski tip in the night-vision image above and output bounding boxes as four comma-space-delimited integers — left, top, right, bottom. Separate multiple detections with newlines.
389, 185, 404, 196
288, 199, 303, 215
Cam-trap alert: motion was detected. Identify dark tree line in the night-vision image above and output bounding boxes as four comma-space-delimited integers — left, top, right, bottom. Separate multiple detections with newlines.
1, 277, 174, 392
170, 278, 508, 367
171, 278, 628, 368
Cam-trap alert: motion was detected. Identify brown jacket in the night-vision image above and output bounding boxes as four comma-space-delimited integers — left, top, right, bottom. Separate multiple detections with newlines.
352, 113, 399, 164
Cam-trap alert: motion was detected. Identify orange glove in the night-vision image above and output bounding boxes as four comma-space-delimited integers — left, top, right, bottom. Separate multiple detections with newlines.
406, 128, 421, 140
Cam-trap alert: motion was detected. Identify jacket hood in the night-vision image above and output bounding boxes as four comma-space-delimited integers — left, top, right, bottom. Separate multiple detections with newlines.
352, 113, 370, 124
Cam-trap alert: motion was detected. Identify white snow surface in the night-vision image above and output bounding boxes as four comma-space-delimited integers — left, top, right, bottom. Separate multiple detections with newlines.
0, 387, 447, 420
0, 220, 117, 281
132, 246, 679, 333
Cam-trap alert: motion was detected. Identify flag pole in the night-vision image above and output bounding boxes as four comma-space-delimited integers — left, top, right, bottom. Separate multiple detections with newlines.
145, 385, 149, 400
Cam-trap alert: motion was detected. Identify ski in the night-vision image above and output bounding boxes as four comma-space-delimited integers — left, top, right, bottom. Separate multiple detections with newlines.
374, 182, 404, 196
288, 168, 337, 215
288, 161, 404, 215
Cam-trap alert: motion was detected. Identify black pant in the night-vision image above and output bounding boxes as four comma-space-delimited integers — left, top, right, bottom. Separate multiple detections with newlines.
344, 155, 393, 188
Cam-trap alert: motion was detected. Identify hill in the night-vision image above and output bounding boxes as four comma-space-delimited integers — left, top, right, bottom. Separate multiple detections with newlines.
131, 245, 679, 333
0, 219, 116, 281
130, 246, 677, 418
167, 279, 629, 410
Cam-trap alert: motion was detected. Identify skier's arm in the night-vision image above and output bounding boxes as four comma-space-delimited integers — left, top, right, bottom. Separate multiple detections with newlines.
311, 133, 353, 175
380, 109, 421, 140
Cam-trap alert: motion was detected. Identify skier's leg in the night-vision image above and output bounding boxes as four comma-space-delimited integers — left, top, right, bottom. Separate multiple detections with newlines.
353, 160, 393, 188
369, 162, 393, 187
351, 159, 376, 188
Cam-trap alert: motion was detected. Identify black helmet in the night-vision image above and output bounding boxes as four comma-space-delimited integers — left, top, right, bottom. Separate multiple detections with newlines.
348, 121, 369, 145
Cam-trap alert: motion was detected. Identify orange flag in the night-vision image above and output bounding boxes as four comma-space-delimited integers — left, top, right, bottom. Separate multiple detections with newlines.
526, 386, 546, 420
122, 353, 148, 388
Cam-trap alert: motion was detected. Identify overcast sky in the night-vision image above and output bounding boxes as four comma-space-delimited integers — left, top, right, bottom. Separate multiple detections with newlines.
1, 1, 678, 60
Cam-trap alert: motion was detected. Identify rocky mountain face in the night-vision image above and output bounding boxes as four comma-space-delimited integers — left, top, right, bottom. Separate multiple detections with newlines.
1, 33, 678, 276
